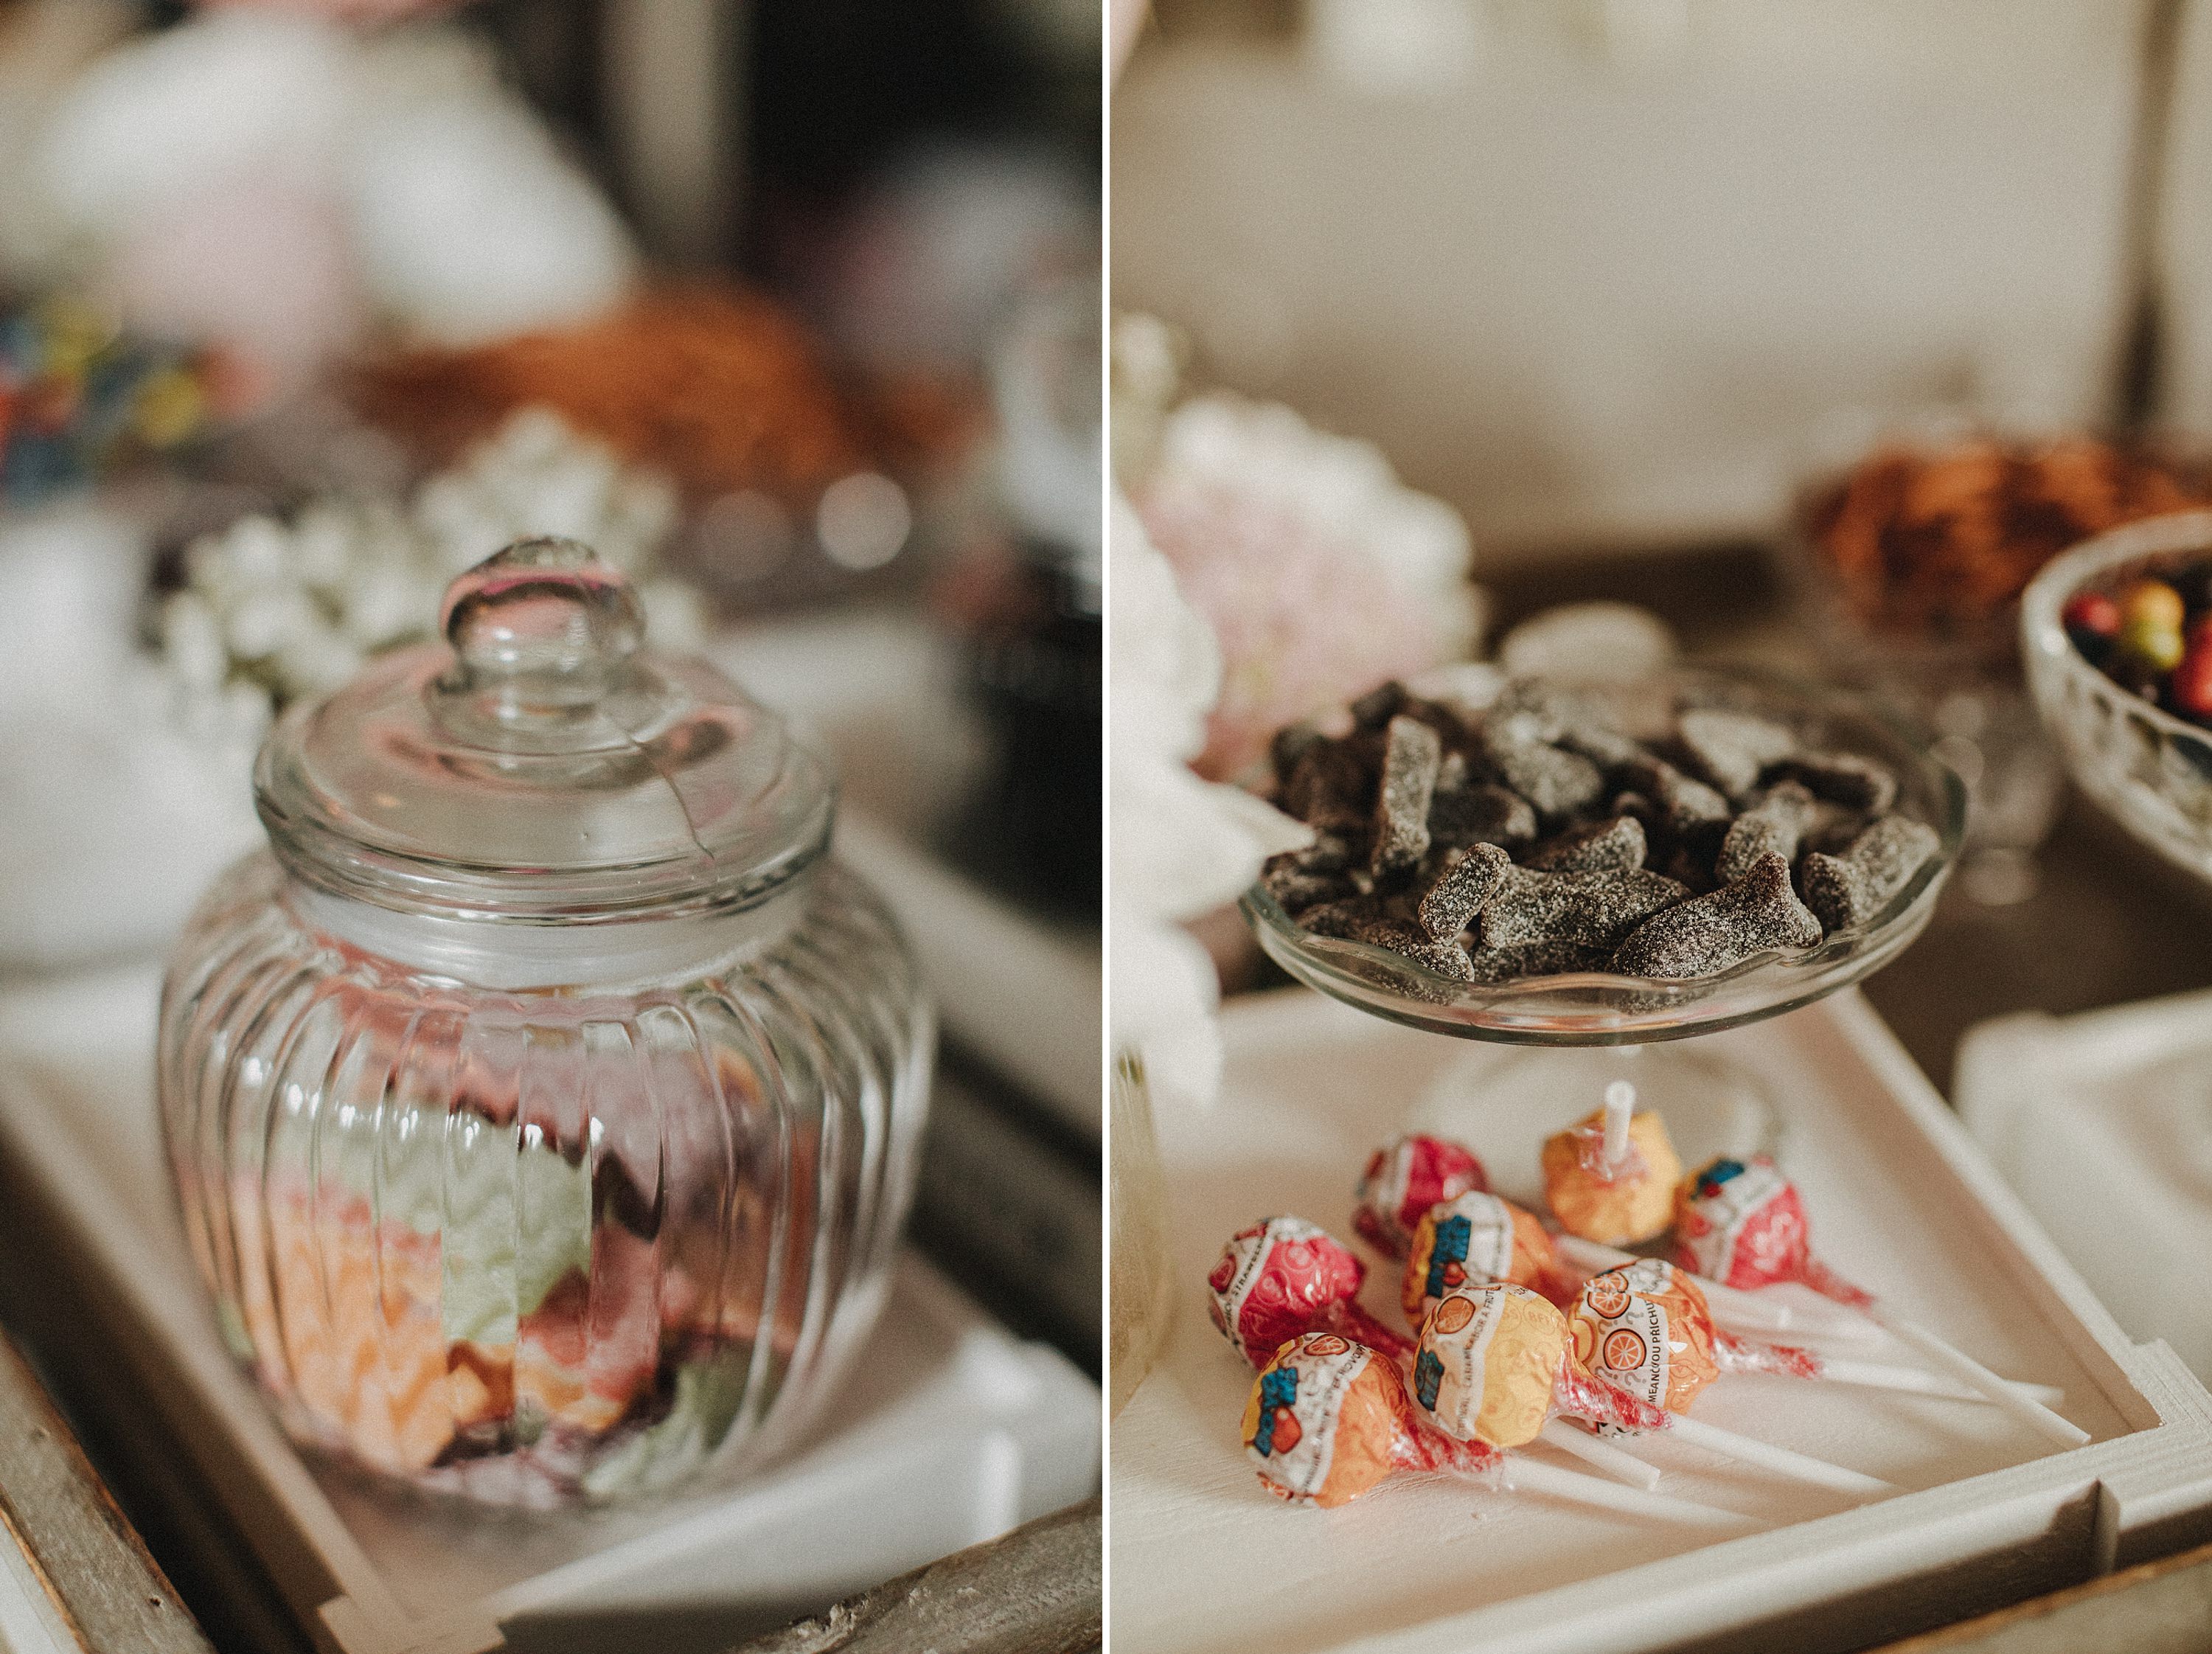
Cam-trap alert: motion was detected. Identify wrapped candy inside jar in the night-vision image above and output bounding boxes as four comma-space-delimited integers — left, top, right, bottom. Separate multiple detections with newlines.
157, 538, 933, 1509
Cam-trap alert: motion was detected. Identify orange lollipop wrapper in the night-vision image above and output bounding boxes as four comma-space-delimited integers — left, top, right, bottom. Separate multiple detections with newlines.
1411, 1284, 1570, 1450
1543, 1108, 1683, 1246
1244, 1332, 1493, 1507
1402, 1192, 1570, 1326
1568, 1259, 1720, 1414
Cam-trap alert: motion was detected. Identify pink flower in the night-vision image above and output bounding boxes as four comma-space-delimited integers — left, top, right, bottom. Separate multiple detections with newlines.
1134, 395, 1479, 780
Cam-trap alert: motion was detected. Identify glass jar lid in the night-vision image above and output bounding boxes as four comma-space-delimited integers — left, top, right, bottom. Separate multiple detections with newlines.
255, 537, 833, 923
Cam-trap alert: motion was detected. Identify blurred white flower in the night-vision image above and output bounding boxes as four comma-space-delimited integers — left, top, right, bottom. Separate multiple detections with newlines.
154, 407, 692, 737
1133, 392, 1482, 780
1112, 493, 1310, 1108
27, 10, 635, 392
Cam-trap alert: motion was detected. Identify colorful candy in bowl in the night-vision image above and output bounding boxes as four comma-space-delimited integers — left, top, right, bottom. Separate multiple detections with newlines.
157, 537, 932, 1508
2021, 510, 2212, 884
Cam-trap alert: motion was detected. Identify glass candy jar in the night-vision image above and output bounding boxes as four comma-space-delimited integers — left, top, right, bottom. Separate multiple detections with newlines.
156, 538, 932, 1509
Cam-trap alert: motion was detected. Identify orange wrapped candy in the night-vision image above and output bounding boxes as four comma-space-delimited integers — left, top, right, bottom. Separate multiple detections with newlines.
1401, 1191, 1565, 1326
1541, 1108, 1681, 1245
1242, 1332, 1425, 1507
1411, 1284, 1568, 1450
1567, 1259, 1719, 1414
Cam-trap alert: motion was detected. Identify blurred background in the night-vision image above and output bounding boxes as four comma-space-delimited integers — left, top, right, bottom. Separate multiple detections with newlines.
0, 1, 1098, 1647
1114, 0, 2212, 1417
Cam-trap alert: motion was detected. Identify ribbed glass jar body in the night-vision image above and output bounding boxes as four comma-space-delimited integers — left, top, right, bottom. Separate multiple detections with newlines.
156, 851, 931, 1509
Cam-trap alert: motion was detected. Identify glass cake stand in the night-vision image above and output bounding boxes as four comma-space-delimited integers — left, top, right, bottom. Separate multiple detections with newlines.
1239, 667, 1966, 1201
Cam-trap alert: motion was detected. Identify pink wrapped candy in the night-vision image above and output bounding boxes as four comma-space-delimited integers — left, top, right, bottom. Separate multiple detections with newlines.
1353, 1133, 1488, 1257
1206, 1217, 1411, 1367
1673, 1156, 1870, 1307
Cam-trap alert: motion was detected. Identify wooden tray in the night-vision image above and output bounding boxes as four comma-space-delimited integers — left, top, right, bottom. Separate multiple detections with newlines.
1110, 988, 2212, 1654
0, 967, 1100, 1654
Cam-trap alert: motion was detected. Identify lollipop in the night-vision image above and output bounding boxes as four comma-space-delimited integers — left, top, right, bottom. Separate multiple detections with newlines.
1411, 1282, 1573, 1450
1401, 1191, 1571, 1325
1676, 1157, 2087, 1448
1354, 1133, 1488, 1257
1551, 1230, 1873, 1341
1243, 1332, 1415, 1507
1541, 1083, 1682, 1245
1557, 1232, 2067, 1411
1561, 1262, 1898, 1498
1565, 1259, 1720, 1414
1244, 1331, 1756, 1529
1207, 1217, 1411, 1367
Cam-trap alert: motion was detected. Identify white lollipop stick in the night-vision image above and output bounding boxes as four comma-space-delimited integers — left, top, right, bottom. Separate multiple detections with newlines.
1660, 1415, 1898, 1500
1871, 1312, 2088, 1448
1498, 1453, 1762, 1530
1814, 1357, 2066, 1410
1601, 1080, 1635, 1174
1538, 1419, 1662, 1490
1554, 1235, 1879, 1344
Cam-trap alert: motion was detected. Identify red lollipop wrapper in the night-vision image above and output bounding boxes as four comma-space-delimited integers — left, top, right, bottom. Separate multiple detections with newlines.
1674, 1156, 1872, 1308
1208, 1217, 1413, 1368
1713, 1330, 1824, 1380
1554, 1359, 1672, 1434
1354, 1133, 1488, 1257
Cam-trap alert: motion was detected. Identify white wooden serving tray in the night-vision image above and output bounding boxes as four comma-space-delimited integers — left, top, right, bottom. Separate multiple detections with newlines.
1111, 987, 2212, 1654
1956, 986, 2212, 1387
0, 967, 1100, 1654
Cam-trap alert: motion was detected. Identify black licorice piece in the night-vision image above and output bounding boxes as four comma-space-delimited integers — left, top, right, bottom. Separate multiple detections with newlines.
1798, 816, 1940, 933
1477, 725, 1605, 824
1678, 709, 1798, 798
1281, 737, 1374, 830
1486, 681, 1574, 740
1371, 715, 1441, 876
1611, 790, 1658, 833
1772, 751, 1899, 813
1478, 864, 1688, 951
1523, 815, 1646, 874
1651, 762, 1731, 835
1553, 719, 1646, 772
1306, 898, 1476, 981
1465, 939, 1611, 984
1610, 852, 1822, 979
1714, 780, 1818, 885
1415, 842, 1512, 939
1301, 830, 1356, 873
1260, 850, 1353, 916
1620, 757, 1731, 858
1349, 680, 1408, 731
1429, 780, 1538, 850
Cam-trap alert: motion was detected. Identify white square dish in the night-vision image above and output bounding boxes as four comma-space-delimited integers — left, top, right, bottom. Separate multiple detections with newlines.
1956, 985, 2212, 1386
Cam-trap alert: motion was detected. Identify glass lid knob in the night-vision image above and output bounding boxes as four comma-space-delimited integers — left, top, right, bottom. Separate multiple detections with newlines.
442, 536, 644, 698
428, 537, 658, 750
